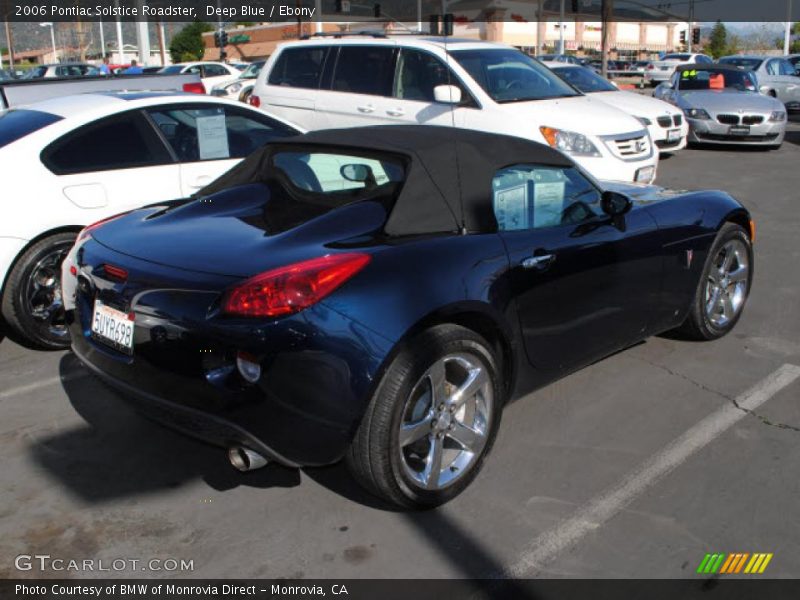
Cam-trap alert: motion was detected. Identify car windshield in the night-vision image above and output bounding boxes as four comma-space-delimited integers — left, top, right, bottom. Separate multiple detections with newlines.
663, 54, 692, 61
718, 57, 764, 70
20, 66, 48, 79
450, 48, 581, 103
677, 69, 758, 92
240, 62, 263, 78
158, 65, 185, 74
552, 66, 617, 93
0, 109, 63, 149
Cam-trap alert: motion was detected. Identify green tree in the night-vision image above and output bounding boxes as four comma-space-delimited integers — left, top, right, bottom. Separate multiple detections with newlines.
792, 22, 800, 53
707, 21, 728, 59
168, 21, 213, 63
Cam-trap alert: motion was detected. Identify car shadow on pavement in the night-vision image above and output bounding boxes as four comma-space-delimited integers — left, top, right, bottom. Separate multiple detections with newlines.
27, 353, 301, 502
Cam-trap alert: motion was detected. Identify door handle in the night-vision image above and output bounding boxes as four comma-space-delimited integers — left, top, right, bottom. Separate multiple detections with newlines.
386, 108, 405, 117
522, 254, 556, 270
357, 104, 375, 113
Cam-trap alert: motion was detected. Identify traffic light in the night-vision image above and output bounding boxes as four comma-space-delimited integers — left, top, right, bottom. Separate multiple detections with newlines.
680, 30, 686, 45
429, 14, 441, 36
214, 30, 229, 48
571, 0, 579, 11
373, 3, 381, 17
692, 27, 700, 45
443, 13, 454, 36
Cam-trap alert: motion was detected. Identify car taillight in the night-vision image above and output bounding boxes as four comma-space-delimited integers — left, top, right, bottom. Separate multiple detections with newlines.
249, 94, 260, 107
221, 253, 371, 318
647, 64, 655, 70
183, 82, 206, 94
77, 212, 129, 242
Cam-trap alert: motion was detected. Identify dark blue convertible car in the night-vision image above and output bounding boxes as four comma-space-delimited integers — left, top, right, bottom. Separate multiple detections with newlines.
63, 126, 754, 508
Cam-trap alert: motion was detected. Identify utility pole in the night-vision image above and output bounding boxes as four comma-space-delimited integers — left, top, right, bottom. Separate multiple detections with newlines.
4, 20, 15, 68
687, 0, 695, 53
601, 0, 612, 79
559, 0, 565, 54
157, 21, 166, 66
785, 0, 794, 54
114, 0, 124, 64
99, 17, 106, 59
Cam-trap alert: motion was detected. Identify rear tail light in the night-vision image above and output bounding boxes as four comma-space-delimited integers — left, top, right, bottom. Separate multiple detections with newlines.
183, 82, 206, 94
221, 253, 371, 318
647, 64, 655, 70
249, 94, 261, 107
77, 212, 130, 242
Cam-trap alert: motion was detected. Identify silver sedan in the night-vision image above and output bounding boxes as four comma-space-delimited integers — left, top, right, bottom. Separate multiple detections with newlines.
718, 55, 800, 111
654, 65, 787, 148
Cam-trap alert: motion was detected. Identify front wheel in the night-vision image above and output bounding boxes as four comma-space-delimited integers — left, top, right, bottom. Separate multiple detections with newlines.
677, 223, 753, 340
346, 324, 503, 509
1, 232, 76, 350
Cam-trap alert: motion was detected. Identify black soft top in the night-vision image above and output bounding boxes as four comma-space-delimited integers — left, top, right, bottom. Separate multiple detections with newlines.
198, 125, 573, 235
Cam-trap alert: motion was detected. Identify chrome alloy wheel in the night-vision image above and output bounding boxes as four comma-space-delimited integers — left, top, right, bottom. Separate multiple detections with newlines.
705, 239, 749, 328
398, 353, 493, 491
23, 243, 71, 340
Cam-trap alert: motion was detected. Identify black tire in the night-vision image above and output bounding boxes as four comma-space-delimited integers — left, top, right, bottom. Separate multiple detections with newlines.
346, 324, 503, 509
1, 232, 76, 350
677, 223, 753, 341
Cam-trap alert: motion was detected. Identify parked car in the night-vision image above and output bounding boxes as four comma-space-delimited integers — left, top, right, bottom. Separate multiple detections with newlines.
654, 65, 787, 148
546, 63, 688, 153
20, 63, 101, 79
786, 54, 800, 70
0, 68, 16, 81
644, 52, 713, 85
63, 125, 754, 508
211, 60, 265, 103
537, 54, 584, 65
718, 55, 800, 111
158, 62, 242, 94
252, 38, 659, 184
0, 92, 301, 349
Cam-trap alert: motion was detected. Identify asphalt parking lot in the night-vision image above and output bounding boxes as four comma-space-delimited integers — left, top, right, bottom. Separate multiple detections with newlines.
1, 116, 799, 581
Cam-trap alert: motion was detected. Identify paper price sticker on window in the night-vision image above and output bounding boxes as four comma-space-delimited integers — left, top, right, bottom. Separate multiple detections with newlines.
533, 181, 565, 228
196, 114, 230, 160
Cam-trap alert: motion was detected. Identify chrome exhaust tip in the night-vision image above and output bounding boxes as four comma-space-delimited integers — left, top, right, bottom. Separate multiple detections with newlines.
227, 446, 268, 472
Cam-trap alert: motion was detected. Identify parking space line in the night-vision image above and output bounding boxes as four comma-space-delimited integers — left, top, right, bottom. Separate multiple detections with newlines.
0, 372, 87, 400
503, 363, 800, 577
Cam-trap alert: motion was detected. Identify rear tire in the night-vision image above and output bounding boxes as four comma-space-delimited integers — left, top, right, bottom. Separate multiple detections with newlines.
1, 232, 76, 350
677, 223, 753, 341
346, 324, 503, 509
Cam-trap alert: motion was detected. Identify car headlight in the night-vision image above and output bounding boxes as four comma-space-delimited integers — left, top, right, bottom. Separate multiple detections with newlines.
226, 82, 243, 94
769, 110, 786, 122
684, 108, 711, 120
540, 127, 601, 157
635, 116, 652, 127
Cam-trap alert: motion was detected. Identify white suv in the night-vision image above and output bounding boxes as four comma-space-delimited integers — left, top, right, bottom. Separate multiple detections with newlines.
251, 37, 658, 183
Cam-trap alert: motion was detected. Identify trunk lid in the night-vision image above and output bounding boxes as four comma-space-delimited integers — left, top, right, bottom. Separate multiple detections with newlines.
90, 183, 387, 278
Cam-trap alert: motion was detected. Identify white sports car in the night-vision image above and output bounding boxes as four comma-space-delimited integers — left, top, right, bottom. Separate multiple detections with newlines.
0, 92, 301, 349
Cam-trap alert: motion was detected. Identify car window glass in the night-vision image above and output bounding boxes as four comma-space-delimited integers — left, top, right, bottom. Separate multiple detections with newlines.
697, 55, 712, 64
492, 165, 601, 231
0, 109, 63, 149
185, 65, 201, 75
203, 64, 227, 77
393, 49, 465, 102
267, 46, 328, 89
148, 105, 295, 162
43, 113, 171, 174
553, 66, 617, 93
779, 60, 796, 76
767, 60, 780, 76
330, 46, 394, 96
273, 151, 402, 193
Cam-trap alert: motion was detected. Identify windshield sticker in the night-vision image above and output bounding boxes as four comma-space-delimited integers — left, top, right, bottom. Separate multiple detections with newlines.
533, 181, 566, 228
494, 183, 530, 231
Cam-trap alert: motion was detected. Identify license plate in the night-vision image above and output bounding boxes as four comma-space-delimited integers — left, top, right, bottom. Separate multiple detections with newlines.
729, 125, 750, 136
667, 128, 681, 142
91, 299, 134, 354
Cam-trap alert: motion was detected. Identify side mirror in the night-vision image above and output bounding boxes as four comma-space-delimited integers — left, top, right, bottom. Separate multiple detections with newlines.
340, 164, 373, 183
433, 84, 462, 104
601, 190, 633, 217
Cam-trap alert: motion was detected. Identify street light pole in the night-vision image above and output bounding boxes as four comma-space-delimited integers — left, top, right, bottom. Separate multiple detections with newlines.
40, 22, 57, 63
559, 0, 565, 55
785, 0, 794, 54
687, 0, 694, 53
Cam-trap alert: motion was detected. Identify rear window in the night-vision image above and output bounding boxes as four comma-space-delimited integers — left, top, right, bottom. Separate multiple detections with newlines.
268, 47, 329, 89
719, 57, 763, 70
158, 65, 185, 74
0, 109, 62, 149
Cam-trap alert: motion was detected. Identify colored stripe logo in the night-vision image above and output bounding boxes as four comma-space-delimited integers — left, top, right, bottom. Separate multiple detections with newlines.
697, 552, 773, 574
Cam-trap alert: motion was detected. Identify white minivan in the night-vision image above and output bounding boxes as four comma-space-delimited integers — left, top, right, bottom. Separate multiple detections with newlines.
251, 37, 659, 184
